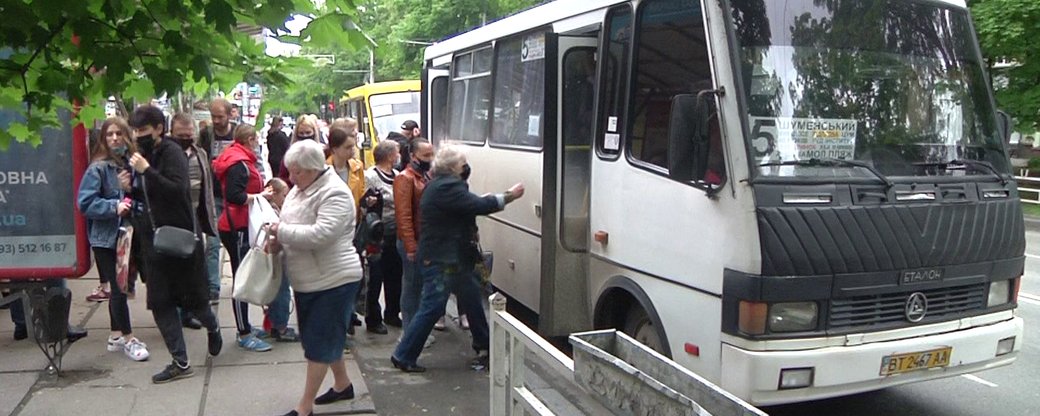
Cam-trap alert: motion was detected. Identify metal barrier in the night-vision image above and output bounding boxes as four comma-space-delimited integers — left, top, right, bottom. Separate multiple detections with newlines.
489, 292, 767, 416
1015, 171, 1040, 204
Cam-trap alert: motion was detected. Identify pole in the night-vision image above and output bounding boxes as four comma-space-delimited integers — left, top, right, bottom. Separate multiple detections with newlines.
369, 48, 375, 84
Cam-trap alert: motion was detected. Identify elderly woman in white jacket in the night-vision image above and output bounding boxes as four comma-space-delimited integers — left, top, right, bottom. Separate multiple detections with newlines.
269, 140, 363, 416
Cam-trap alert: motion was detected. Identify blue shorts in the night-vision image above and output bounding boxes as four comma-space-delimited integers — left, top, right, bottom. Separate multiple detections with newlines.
294, 281, 360, 363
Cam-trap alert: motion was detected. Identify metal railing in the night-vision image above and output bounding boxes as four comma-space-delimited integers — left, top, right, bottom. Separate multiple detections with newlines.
1014, 170, 1040, 204
489, 292, 766, 416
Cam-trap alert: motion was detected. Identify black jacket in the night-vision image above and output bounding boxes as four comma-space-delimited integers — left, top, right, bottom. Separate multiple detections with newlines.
267, 130, 290, 174
386, 131, 411, 170
133, 137, 208, 310
418, 175, 502, 266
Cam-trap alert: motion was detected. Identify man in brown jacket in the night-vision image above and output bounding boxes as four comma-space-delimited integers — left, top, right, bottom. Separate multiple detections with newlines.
394, 139, 433, 329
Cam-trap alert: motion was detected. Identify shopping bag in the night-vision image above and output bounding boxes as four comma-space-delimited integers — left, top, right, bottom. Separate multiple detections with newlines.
248, 196, 279, 246
115, 226, 134, 293
232, 226, 282, 305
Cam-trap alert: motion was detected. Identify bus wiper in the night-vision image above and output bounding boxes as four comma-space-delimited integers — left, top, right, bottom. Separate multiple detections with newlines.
759, 158, 894, 189
912, 159, 1008, 185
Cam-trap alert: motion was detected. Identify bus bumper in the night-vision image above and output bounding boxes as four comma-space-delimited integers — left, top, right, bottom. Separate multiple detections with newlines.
720, 316, 1024, 406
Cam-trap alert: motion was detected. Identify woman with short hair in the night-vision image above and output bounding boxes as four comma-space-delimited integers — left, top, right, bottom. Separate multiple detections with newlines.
270, 140, 363, 416
212, 124, 272, 352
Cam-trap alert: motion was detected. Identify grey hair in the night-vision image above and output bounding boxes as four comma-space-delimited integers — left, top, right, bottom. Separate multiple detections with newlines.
373, 140, 399, 164
284, 140, 327, 172
432, 144, 466, 177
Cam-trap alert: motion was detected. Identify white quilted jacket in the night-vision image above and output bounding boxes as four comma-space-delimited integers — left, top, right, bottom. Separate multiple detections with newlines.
278, 168, 363, 293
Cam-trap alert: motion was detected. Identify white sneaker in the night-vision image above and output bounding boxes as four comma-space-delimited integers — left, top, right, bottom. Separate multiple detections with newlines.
424, 334, 436, 349
107, 336, 126, 352
124, 338, 150, 361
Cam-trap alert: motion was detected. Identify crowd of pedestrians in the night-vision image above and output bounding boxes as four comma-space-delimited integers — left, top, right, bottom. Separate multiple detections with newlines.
7, 100, 526, 414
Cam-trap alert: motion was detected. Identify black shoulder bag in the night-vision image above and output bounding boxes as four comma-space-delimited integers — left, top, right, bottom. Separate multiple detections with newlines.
142, 174, 200, 259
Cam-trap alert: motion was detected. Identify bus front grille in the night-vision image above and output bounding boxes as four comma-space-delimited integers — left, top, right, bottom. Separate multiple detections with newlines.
828, 283, 987, 330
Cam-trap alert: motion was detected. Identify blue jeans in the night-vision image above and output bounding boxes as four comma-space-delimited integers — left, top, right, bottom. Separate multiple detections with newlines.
206, 234, 221, 295
397, 239, 422, 329
392, 262, 490, 366
268, 263, 292, 330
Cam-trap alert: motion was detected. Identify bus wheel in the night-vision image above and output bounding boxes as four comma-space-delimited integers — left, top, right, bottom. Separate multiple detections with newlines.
623, 306, 664, 355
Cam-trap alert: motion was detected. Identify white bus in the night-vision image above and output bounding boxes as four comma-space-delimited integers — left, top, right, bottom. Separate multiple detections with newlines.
420, 0, 1024, 405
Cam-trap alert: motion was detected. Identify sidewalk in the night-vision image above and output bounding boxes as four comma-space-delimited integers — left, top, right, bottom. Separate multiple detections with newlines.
0, 266, 376, 416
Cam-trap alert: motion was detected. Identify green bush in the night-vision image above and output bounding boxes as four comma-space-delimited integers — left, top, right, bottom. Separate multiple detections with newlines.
1028, 157, 1040, 170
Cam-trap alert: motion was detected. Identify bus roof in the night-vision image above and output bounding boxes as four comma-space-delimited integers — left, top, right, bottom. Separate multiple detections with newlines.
423, 0, 969, 63
424, 0, 622, 62
341, 80, 421, 102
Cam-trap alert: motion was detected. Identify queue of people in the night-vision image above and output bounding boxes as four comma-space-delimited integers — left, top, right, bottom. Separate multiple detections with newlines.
62, 103, 525, 413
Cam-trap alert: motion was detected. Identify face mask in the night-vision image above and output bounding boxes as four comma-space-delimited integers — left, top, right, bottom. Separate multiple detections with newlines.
175, 138, 193, 150
460, 163, 472, 181
298, 134, 315, 141
136, 134, 155, 153
413, 159, 431, 172
111, 145, 128, 158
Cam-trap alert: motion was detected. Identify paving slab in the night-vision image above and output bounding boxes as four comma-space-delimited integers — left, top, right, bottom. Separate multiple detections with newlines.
17, 364, 206, 416
205, 359, 374, 416
0, 373, 36, 415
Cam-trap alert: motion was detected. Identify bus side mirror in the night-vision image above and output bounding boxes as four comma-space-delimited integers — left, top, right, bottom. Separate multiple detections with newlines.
996, 110, 1013, 145
668, 94, 710, 182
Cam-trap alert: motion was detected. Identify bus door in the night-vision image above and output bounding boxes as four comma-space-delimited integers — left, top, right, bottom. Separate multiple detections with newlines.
539, 34, 599, 335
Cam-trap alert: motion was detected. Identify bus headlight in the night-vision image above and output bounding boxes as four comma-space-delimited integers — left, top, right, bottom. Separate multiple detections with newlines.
987, 280, 1012, 307
768, 302, 818, 333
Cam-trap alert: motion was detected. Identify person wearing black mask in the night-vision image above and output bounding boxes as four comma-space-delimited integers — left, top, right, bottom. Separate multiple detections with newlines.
128, 105, 222, 384
386, 120, 421, 171
392, 139, 433, 334
170, 113, 221, 306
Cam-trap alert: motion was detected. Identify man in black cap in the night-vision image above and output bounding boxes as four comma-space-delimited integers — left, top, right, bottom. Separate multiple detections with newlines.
385, 120, 421, 171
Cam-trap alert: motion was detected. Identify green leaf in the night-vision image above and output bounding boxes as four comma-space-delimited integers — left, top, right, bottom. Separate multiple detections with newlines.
300, 13, 362, 50
74, 100, 108, 128
204, 0, 237, 34
125, 78, 156, 102
7, 122, 32, 145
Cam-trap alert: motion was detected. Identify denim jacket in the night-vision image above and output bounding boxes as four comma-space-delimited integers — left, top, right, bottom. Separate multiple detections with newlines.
77, 160, 124, 249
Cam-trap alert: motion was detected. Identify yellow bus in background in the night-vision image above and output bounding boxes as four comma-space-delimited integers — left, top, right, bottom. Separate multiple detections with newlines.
340, 80, 421, 166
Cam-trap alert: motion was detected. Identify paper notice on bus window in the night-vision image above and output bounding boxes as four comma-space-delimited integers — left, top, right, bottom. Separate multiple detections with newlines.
521, 33, 546, 62
750, 116, 858, 161
371, 104, 393, 118
604, 133, 620, 151
528, 115, 540, 136
607, 116, 618, 133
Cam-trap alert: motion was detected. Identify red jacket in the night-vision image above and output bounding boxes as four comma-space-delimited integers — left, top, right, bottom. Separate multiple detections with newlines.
212, 142, 262, 232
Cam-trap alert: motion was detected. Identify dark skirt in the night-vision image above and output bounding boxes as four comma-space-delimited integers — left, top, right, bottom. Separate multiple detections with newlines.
295, 281, 360, 363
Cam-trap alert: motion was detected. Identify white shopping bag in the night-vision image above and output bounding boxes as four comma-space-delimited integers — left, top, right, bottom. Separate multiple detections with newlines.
248, 196, 280, 245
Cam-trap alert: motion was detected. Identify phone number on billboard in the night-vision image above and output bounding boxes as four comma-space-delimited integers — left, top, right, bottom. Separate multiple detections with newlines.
0, 242, 69, 255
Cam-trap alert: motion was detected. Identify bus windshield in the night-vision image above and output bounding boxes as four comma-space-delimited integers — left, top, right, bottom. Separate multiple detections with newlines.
730, 0, 1008, 179
370, 91, 420, 140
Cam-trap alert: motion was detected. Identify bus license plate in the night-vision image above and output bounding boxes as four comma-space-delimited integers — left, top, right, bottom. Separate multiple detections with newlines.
880, 347, 952, 376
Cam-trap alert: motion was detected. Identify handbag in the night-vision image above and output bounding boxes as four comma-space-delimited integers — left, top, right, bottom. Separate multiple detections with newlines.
141, 172, 201, 259
114, 225, 134, 293
232, 225, 282, 305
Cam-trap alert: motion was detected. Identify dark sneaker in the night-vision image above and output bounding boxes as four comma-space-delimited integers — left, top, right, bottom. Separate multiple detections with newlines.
366, 322, 388, 335
13, 324, 27, 341
314, 384, 354, 405
470, 351, 490, 371
209, 291, 220, 305
390, 356, 426, 373
66, 325, 88, 344
152, 362, 194, 384
384, 316, 403, 328
281, 411, 311, 416
208, 330, 223, 356
273, 328, 300, 342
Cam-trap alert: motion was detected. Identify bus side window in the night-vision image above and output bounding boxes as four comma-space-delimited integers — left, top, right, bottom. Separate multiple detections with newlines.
628, 0, 724, 186
595, 5, 632, 158
430, 76, 449, 144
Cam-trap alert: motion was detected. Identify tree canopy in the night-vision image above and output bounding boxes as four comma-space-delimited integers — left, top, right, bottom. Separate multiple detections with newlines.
970, 0, 1040, 132
0, 0, 368, 149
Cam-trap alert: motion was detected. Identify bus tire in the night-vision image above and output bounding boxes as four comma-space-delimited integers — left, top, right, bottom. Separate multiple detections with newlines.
623, 305, 665, 356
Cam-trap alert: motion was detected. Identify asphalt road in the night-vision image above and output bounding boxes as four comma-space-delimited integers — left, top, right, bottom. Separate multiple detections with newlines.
764, 227, 1040, 416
